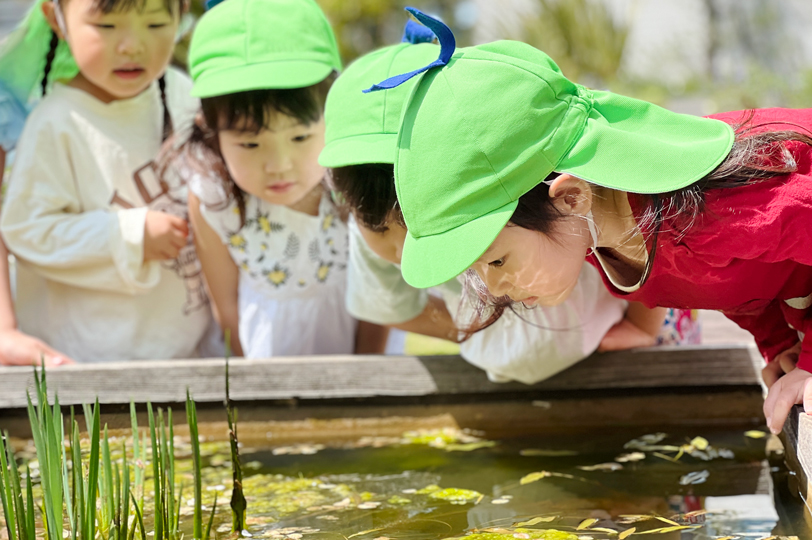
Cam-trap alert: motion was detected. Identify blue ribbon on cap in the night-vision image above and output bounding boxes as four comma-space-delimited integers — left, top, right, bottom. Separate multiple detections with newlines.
364, 7, 455, 93
205, 0, 225, 10
401, 19, 436, 44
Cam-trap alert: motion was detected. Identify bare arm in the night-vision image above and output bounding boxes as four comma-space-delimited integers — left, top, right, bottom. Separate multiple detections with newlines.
598, 302, 666, 352
354, 321, 390, 354
188, 191, 243, 357
391, 295, 461, 343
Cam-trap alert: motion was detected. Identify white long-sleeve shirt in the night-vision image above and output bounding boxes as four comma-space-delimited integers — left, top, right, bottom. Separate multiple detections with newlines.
0, 68, 212, 362
346, 220, 627, 384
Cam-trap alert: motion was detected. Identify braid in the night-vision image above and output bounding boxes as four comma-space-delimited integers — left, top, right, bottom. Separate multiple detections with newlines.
41, 31, 60, 96
158, 75, 173, 141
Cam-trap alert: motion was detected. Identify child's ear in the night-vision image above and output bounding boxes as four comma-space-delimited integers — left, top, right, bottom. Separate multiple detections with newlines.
41, 2, 64, 39
548, 173, 593, 216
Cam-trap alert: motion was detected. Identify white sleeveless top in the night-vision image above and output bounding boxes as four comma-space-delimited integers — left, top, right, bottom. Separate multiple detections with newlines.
189, 178, 357, 358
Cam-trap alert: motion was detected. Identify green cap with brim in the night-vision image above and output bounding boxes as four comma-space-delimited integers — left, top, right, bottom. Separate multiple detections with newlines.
390, 35, 734, 289
189, 0, 342, 98
319, 42, 440, 168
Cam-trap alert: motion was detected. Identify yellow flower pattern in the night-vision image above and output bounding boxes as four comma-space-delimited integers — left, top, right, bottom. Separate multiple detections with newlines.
219, 192, 347, 291
316, 262, 332, 283
258, 215, 272, 234
229, 234, 247, 251
264, 264, 289, 287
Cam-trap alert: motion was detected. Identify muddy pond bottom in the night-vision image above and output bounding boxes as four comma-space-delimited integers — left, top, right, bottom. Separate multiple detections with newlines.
190, 425, 804, 539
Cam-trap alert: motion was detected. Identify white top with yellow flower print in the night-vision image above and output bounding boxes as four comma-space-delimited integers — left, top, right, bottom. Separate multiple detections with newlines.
191, 180, 356, 358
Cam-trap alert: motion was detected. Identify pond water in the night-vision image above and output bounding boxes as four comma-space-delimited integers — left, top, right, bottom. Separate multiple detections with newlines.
178, 424, 805, 539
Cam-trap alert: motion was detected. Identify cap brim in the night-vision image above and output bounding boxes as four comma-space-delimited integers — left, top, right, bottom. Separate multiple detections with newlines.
319, 133, 397, 168
192, 61, 334, 98
400, 200, 518, 289
558, 91, 735, 193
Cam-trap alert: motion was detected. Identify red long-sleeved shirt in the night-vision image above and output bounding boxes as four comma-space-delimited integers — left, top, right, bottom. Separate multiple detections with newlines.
588, 108, 812, 370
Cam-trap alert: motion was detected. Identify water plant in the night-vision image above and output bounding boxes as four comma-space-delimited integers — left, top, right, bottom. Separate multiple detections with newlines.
224, 352, 246, 533
0, 365, 217, 540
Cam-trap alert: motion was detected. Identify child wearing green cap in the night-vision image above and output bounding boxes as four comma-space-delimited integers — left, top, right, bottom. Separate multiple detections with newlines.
320, 38, 703, 383
176, 0, 386, 358
0, 0, 213, 362
373, 10, 812, 435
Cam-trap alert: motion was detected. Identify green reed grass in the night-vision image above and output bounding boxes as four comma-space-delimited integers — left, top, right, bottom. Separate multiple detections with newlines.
0, 365, 215, 540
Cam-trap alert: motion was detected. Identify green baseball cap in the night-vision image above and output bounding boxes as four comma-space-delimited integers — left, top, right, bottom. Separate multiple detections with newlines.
189, 0, 342, 98
319, 42, 440, 168
381, 12, 734, 289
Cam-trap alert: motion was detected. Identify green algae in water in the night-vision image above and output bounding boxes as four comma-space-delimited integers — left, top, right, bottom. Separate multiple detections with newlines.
427, 488, 482, 505
447, 531, 576, 540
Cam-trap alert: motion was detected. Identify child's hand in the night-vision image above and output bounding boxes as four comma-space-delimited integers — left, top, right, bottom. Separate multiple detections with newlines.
0, 329, 75, 366
597, 318, 657, 352
763, 366, 812, 434
762, 341, 801, 388
143, 210, 189, 262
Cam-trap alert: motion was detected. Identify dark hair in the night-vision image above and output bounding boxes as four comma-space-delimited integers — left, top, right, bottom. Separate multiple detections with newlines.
463, 111, 812, 335
330, 163, 405, 232
170, 73, 337, 226
41, 0, 183, 139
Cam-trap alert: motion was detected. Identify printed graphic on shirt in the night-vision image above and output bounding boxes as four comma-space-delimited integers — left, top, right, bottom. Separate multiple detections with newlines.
110, 160, 208, 315
214, 194, 349, 295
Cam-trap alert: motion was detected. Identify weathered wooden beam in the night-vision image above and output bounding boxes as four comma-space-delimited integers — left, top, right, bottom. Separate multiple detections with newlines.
0, 345, 761, 409
781, 404, 812, 517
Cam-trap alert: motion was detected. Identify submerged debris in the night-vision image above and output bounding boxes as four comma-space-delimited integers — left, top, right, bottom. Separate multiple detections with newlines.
679, 470, 710, 485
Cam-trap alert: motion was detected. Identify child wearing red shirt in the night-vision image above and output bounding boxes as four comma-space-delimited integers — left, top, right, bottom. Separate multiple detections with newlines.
369, 9, 812, 435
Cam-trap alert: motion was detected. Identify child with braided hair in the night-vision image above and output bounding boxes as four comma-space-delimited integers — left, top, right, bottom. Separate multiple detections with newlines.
0, 0, 212, 361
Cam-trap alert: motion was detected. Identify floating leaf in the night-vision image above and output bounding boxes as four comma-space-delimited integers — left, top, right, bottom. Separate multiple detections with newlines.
655, 517, 680, 526
617, 515, 653, 524
578, 463, 623, 472
615, 452, 645, 463
590, 528, 620, 534
577, 518, 599, 530
515, 517, 557, 527
745, 430, 767, 439
689, 437, 709, 451
520, 472, 551, 485
445, 441, 497, 452
519, 449, 578, 457
618, 528, 635, 539
491, 498, 510, 505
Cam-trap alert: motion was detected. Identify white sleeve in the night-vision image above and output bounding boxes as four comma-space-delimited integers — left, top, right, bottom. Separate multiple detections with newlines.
449, 264, 626, 384
0, 122, 160, 294
345, 219, 429, 324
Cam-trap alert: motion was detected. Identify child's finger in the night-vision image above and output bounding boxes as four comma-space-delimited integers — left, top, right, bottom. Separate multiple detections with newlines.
767, 388, 796, 434
170, 215, 190, 235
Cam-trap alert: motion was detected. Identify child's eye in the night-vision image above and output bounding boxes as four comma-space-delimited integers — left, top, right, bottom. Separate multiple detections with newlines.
239, 142, 259, 149
489, 257, 506, 268
95, 23, 115, 29
148, 23, 168, 28
292, 134, 311, 143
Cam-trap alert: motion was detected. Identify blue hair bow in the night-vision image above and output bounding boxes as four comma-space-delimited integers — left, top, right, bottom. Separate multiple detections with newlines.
364, 7, 455, 93
205, 0, 224, 10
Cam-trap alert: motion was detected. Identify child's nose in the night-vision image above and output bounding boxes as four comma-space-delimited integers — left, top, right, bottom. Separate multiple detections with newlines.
117, 31, 145, 55
264, 153, 293, 174
483, 268, 511, 298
